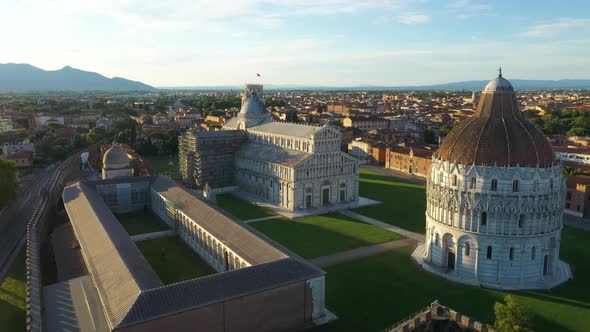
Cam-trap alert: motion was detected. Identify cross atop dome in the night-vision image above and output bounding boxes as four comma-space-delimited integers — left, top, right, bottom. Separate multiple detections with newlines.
498, 66, 502, 78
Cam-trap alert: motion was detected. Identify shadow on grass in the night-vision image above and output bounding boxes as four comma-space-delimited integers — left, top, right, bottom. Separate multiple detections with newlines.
216, 194, 275, 221
354, 180, 426, 233
250, 214, 403, 259
360, 172, 425, 189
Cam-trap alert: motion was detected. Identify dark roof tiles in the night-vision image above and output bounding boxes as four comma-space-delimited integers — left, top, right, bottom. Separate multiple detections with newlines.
437, 75, 554, 167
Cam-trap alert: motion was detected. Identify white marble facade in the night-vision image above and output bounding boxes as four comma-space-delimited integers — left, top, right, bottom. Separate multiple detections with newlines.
422, 158, 570, 289
224, 84, 359, 211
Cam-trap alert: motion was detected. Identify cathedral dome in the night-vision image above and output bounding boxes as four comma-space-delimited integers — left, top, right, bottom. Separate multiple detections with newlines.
239, 93, 267, 116
103, 144, 130, 170
437, 71, 554, 167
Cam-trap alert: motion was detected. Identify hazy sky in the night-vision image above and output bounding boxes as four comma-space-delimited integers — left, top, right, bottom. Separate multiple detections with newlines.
1, 0, 590, 87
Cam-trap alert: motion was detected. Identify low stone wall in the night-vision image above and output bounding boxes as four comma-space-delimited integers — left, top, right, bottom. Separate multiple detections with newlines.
386, 303, 495, 332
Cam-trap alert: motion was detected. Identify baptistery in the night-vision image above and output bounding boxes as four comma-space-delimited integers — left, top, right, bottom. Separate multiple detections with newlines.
413, 69, 571, 289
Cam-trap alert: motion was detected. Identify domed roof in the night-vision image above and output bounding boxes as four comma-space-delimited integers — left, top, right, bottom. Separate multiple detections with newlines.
437, 71, 554, 167
103, 144, 130, 169
239, 93, 266, 116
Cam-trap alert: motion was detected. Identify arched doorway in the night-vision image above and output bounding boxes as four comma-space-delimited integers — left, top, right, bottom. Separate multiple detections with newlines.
442, 233, 455, 270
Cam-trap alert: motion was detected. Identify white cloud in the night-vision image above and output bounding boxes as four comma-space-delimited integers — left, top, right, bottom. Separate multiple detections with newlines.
447, 0, 491, 18
518, 18, 590, 38
398, 12, 431, 24
48, 0, 411, 32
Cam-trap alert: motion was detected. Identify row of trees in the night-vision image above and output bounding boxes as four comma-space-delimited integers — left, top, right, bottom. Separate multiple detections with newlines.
185, 95, 241, 112
34, 117, 138, 163
527, 109, 590, 137
0, 159, 18, 208
137, 129, 180, 156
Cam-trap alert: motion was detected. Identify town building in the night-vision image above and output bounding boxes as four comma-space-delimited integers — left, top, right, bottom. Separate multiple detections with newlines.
0, 135, 34, 157
385, 145, 433, 178
0, 117, 14, 132
4, 150, 33, 172
412, 71, 571, 290
343, 116, 389, 131
179, 84, 360, 212
564, 175, 590, 218
49, 175, 329, 331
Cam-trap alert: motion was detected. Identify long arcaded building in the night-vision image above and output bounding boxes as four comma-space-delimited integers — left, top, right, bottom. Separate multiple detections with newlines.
46, 175, 328, 332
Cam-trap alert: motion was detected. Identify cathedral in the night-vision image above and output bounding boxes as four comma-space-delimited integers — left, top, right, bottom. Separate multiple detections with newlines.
179, 84, 359, 211
413, 70, 572, 290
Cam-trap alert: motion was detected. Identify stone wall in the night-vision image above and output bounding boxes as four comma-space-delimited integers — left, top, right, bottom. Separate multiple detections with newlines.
26, 142, 103, 332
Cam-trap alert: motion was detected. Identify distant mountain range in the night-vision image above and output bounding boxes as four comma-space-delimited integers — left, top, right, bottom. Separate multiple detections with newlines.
0, 63, 155, 91
163, 79, 590, 91
2, 63, 589, 92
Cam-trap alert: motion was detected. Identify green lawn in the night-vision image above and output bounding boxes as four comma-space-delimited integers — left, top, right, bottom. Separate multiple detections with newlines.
0, 250, 26, 331
136, 236, 215, 285
116, 211, 169, 236
249, 213, 404, 259
146, 154, 180, 180
315, 227, 590, 332
353, 169, 427, 233
216, 194, 276, 221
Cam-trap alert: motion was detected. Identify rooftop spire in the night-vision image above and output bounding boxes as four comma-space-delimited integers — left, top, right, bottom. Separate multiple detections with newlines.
498, 66, 502, 78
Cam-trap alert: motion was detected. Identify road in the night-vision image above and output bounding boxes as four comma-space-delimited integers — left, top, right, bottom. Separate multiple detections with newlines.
0, 165, 56, 282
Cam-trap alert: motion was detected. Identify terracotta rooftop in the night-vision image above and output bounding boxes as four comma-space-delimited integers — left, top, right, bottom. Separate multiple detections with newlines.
437, 72, 554, 167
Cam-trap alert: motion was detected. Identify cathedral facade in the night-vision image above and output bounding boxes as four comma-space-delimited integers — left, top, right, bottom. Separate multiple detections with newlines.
414, 71, 571, 290
179, 84, 359, 211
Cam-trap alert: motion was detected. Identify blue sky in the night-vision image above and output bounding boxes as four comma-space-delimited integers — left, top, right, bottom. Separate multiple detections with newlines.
1, 0, 589, 87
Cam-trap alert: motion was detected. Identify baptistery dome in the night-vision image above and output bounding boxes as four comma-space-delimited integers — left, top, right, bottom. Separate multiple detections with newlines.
412, 69, 571, 290
437, 70, 554, 167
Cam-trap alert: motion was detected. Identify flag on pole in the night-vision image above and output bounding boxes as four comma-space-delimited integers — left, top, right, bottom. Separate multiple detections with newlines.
256, 73, 261, 77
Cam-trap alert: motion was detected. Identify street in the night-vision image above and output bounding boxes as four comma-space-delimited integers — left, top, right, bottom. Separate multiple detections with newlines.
0, 166, 55, 282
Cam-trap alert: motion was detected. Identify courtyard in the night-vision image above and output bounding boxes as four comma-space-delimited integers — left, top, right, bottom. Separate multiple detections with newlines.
135, 236, 216, 285
249, 213, 404, 259
215, 168, 590, 332
115, 210, 170, 235
353, 169, 427, 233
216, 193, 276, 221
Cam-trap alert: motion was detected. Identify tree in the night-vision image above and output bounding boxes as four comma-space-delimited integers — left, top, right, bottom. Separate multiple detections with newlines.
439, 124, 455, 138
567, 127, 587, 137
139, 136, 154, 156
285, 110, 299, 123
423, 128, 437, 144
494, 295, 532, 332
0, 158, 19, 208
47, 123, 64, 131
164, 129, 180, 154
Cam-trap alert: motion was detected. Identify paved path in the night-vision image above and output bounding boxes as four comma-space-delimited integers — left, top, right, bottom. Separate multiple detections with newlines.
0, 166, 55, 283
361, 165, 426, 185
340, 210, 425, 242
243, 215, 282, 223
310, 238, 417, 267
131, 230, 176, 242
562, 213, 590, 230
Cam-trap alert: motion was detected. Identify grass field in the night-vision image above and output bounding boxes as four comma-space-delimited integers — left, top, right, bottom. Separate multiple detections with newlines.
0, 250, 26, 331
136, 236, 215, 285
249, 213, 404, 259
317, 226, 590, 332
116, 211, 169, 236
147, 154, 180, 180
216, 194, 276, 221
353, 169, 427, 233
